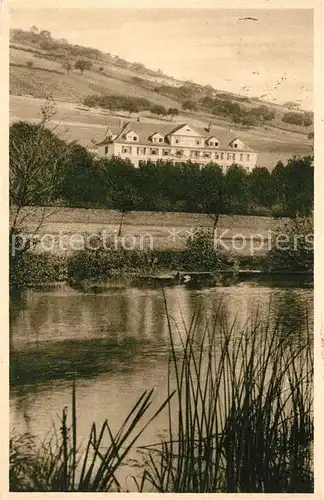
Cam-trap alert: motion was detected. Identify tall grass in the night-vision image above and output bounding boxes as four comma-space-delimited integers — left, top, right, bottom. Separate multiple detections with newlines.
139, 298, 313, 493
10, 385, 172, 492
10, 302, 313, 492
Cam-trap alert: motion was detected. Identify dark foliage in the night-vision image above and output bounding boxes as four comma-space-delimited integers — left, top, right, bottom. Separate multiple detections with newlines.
9, 122, 313, 218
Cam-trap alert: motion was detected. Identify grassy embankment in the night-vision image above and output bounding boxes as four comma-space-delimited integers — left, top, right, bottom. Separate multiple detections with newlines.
10, 207, 290, 287
11, 206, 286, 254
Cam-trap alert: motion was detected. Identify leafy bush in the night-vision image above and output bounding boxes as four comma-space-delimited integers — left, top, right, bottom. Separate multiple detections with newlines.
182, 229, 222, 271
83, 94, 153, 113
168, 107, 179, 119
74, 59, 92, 74
151, 105, 168, 117
67, 247, 160, 283
282, 112, 313, 127
182, 100, 197, 111
266, 216, 313, 271
67, 237, 233, 284
10, 252, 67, 287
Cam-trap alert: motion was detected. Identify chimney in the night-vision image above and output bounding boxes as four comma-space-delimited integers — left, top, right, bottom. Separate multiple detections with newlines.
206, 121, 212, 133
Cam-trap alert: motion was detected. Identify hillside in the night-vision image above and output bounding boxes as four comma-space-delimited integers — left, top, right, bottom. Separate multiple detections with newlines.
9, 28, 313, 170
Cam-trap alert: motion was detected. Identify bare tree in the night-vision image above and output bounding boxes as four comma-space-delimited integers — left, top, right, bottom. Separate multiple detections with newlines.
10, 97, 69, 263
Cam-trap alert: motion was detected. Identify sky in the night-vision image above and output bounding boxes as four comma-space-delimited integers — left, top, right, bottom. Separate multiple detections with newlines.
9, 4, 314, 109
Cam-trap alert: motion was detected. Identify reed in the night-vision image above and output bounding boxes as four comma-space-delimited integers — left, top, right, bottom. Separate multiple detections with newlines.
10, 303, 313, 492
10, 383, 172, 492
138, 298, 313, 493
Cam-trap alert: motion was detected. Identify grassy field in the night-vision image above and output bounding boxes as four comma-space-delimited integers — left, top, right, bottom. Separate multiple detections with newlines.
10, 39, 182, 108
13, 207, 287, 257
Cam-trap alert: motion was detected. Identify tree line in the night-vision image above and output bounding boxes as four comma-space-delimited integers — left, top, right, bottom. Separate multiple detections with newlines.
83, 94, 179, 118
84, 91, 313, 131
10, 121, 314, 220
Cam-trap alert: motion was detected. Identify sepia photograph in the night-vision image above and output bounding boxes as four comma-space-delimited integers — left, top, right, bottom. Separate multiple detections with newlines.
8, 1, 315, 493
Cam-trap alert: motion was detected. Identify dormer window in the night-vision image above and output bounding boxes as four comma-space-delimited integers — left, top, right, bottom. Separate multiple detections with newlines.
151, 132, 164, 143
125, 131, 139, 142
231, 139, 244, 149
207, 137, 219, 147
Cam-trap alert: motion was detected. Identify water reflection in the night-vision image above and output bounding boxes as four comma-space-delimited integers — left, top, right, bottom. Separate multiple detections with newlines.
10, 283, 313, 385
10, 281, 313, 480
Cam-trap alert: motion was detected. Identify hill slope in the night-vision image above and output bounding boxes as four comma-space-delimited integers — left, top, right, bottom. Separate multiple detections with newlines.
9, 29, 313, 169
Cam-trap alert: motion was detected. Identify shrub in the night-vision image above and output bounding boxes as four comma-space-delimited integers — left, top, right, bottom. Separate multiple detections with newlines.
67, 247, 160, 283
10, 252, 67, 287
282, 112, 304, 126
151, 105, 168, 117
182, 100, 197, 111
74, 59, 92, 74
266, 216, 313, 271
182, 229, 222, 271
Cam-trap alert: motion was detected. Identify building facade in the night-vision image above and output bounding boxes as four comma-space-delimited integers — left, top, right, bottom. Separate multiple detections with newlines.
95, 121, 258, 171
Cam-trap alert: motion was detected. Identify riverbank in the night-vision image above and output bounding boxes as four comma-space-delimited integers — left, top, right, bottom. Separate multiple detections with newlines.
10, 245, 313, 290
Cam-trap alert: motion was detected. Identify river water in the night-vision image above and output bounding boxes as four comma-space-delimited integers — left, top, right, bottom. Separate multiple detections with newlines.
10, 279, 313, 490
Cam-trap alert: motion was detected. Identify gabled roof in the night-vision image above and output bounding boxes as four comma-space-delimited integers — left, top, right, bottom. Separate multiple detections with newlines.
124, 129, 139, 137
96, 121, 254, 151
114, 121, 131, 141
149, 131, 164, 139
167, 123, 202, 136
105, 126, 113, 137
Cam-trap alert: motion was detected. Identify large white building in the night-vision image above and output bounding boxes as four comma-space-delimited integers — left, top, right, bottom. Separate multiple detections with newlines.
95, 121, 258, 171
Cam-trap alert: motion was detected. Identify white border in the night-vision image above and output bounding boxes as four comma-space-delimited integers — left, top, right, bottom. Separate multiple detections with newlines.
2, 1, 323, 499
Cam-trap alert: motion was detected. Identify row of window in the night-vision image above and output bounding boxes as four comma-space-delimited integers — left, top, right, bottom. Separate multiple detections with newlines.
116, 146, 251, 162
123, 135, 222, 147
190, 151, 250, 161
173, 138, 220, 147
138, 160, 254, 171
